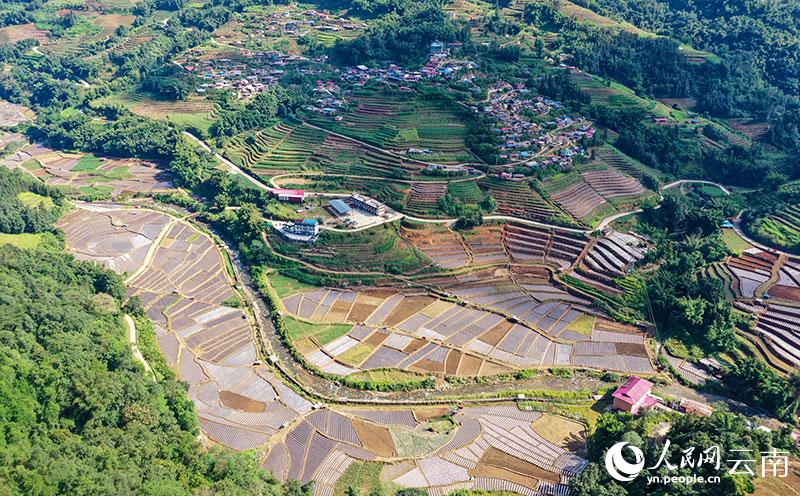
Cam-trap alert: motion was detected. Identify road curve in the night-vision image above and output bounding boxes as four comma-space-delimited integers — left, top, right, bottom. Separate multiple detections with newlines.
662, 179, 732, 195
183, 130, 739, 236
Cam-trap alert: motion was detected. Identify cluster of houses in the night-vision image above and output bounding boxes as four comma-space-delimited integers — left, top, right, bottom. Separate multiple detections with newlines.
472, 82, 594, 168
183, 50, 312, 99
215, 8, 365, 43
338, 42, 477, 88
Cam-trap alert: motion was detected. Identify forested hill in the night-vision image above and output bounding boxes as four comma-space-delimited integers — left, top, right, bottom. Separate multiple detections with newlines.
579, 0, 800, 93
0, 245, 299, 495
570, 0, 800, 151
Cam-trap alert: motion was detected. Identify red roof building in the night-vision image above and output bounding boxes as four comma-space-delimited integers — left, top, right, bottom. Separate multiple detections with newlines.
271, 189, 306, 202
612, 375, 656, 414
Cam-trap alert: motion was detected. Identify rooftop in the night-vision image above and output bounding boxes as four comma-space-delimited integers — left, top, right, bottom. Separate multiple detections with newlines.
612, 375, 654, 405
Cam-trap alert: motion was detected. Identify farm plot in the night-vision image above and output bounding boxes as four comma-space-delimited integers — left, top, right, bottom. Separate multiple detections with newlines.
391, 406, 587, 496
703, 250, 776, 299
478, 176, 561, 222
544, 173, 612, 222
0, 101, 35, 127
581, 169, 648, 205
462, 225, 508, 265
571, 72, 651, 112
401, 222, 470, 269
279, 277, 652, 374
770, 256, 800, 302
0, 143, 173, 196
308, 94, 470, 162
664, 351, 711, 385
752, 303, 800, 368
56, 206, 171, 274
269, 223, 432, 274
225, 122, 426, 178
405, 182, 447, 217
0, 23, 49, 45
503, 223, 588, 270
594, 145, 655, 180
576, 231, 648, 289
751, 204, 800, 251
60, 205, 310, 453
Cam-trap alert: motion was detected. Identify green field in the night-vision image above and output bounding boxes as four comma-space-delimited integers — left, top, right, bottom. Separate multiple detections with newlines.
748, 204, 800, 252
283, 315, 352, 345
18, 192, 55, 210
72, 154, 105, 171
722, 229, 753, 252
0, 233, 42, 249
269, 222, 432, 273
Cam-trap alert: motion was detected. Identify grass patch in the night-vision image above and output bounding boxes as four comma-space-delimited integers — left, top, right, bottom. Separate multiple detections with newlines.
337, 343, 373, 366
283, 315, 352, 345
346, 368, 425, 384
313, 323, 353, 345
566, 313, 595, 336
721, 229, 752, 253
72, 154, 105, 171
186, 233, 202, 243
21, 159, 42, 171
220, 295, 242, 308
17, 192, 55, 210
267, 272, 319, 298
697, 184, 726, 197
332, 461, 385, 496
0, 232, 42, 249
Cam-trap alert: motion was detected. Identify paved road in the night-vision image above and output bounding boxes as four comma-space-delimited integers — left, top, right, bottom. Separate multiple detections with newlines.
183, 131, 272, 191
662, 179, 732, 195
182, 130, 738, 237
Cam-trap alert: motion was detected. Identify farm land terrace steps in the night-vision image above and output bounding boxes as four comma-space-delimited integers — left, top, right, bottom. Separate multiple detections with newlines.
573, 231, 649, 290
0, 142, 174, 196
701, 250, 778, 299
223, 122, 427, 178
752, 303, 800, 368
541, 169, 649, 223
60, 201, 597, 494
479, 176, 563, 222
278, 286, 653, 374
58, 205, 312, 455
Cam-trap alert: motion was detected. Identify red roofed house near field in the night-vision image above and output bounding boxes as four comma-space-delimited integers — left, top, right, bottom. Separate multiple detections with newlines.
612, 375, 656, 414
271, 189, 306, 202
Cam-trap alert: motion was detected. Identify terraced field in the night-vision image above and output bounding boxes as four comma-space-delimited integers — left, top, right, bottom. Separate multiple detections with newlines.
1, 142, 173, 196
542, 168, 649, 224
278, 260, 653, 376
0, 100, 35, 126
753, 303, 800, 368
749, 204, 800, 252
224, 122, 428, 178
702, 250, 776, 299
503, 223, 588, 271
307, 94, 470, 163
269, 223, 432, 274
478, 176, 560, 222
544, 173, 614, 222
401, 222, 471, 269
405, 182, 448, 217
574, 231, 649, 293
592, 146, 651, 180
446, 181, 484, 204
